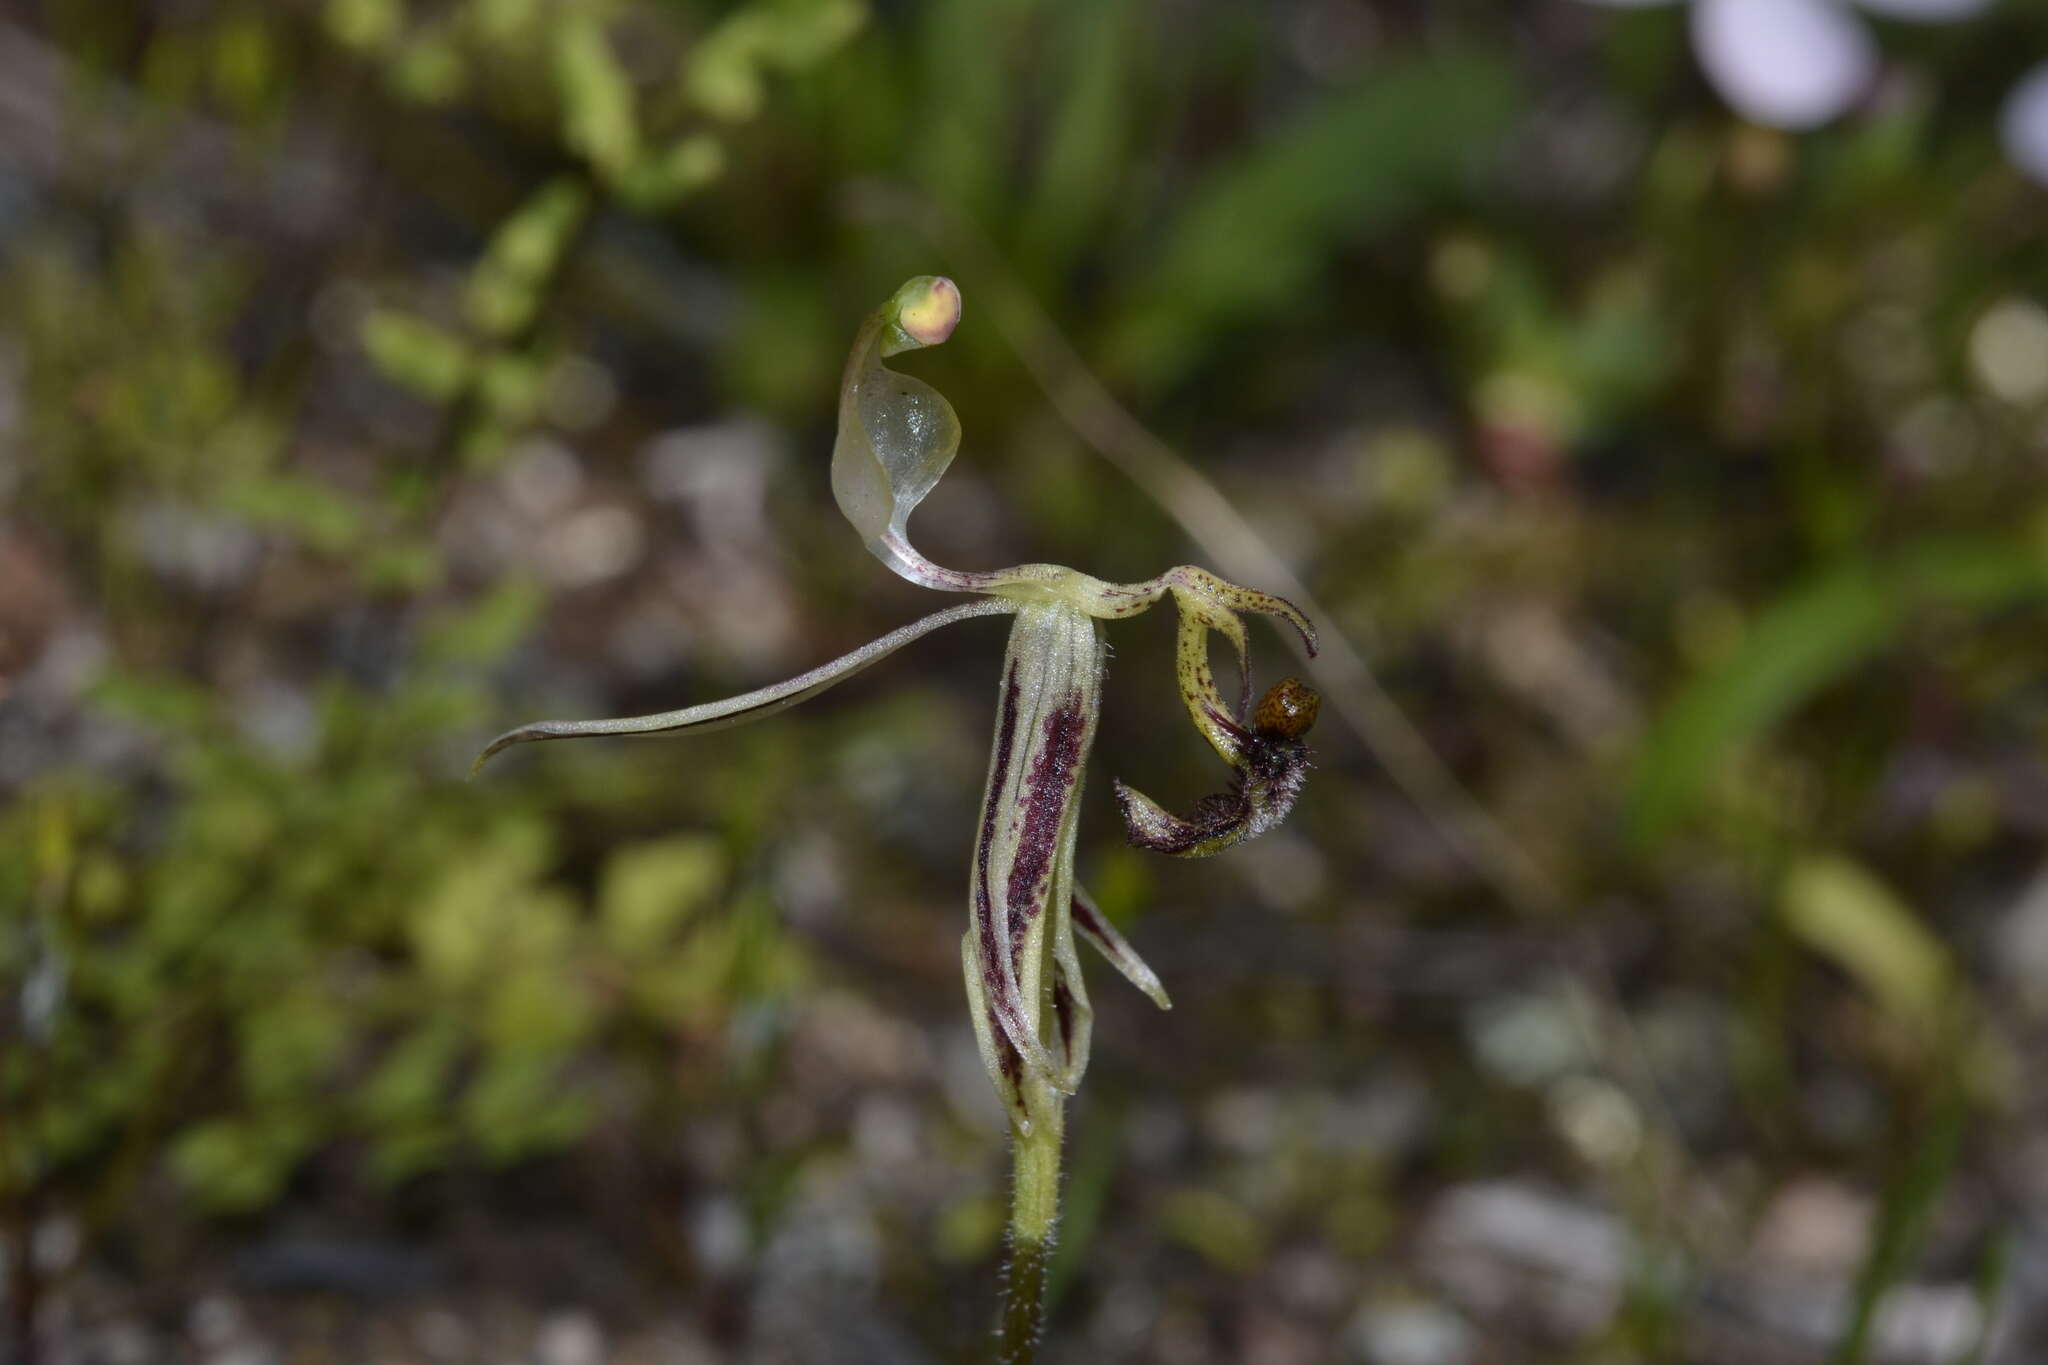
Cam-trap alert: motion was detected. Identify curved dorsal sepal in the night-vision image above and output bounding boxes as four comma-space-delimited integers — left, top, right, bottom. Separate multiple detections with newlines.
832, 277, 967, 588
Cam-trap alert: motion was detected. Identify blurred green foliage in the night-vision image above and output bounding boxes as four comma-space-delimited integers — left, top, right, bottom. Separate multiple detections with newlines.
2, 589, 808, 1219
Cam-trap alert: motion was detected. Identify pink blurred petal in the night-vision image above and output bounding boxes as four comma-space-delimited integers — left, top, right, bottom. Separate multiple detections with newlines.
1692, 0, 1878, 129
2001, 63, 2048, 187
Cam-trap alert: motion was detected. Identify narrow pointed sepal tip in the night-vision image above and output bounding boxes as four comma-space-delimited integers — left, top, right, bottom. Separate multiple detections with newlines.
470, 725, 542, 778
893, 275, 961, 349
1071, 888, 1172, 1009
471, 719, 594, 777
1258, 593, 1316, 658
1278, 599, 1318, 658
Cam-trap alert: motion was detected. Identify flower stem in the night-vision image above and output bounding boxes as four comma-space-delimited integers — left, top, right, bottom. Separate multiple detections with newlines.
996, 1092, 1065, 1364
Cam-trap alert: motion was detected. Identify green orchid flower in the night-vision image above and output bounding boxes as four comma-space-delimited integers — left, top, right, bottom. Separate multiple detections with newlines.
475, 276, 1318, 1359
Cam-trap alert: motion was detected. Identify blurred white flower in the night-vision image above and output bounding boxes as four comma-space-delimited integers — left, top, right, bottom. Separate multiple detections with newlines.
2002, 63, 2048, 185
1690, 0, 1879, 131
1578, 0, 2048, 186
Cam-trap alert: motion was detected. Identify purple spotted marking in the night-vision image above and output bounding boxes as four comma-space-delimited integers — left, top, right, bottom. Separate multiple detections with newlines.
974, 664, 1034, 1057
1069, 894, 1110, 943
1005, 694, 1087, 955
1052, 973, 1079, 1062
992, 1002, 1024, 1086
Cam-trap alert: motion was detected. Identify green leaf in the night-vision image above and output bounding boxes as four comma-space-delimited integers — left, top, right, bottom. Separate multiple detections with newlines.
599, 835, 725, 957
685, 0, 866, 123
1780, 854, 1955, 1043
1833, 1083, 1970, 1365
357, 1022, 463, 1131
476, 349, 549, 422
1630, 539, 2048, 841
89, 672, 216, 736
212, 15, 280, 115
354, 539, 445, 593
613, 134, 726, 211
361, 309, 472, 399
171, 1119, 303, 1212
465, 179, 593, 339
219, 472, 365, 553
1160, 1187, 1265, 1272
1016, 0, 1138, 279
1633, 561, 1896, 841
463, 1051, 592, 1160
469, 0, 539, 46
387, 31, 467, 104
1101, 50, 1520, 388
484, 961, 596, 1052
420, 578, 545, 666
240, 994, 349, 1104
908, 0, 1024, 227
935, 1192, 1005, 1263
410, 823, 556, 986
557, 14, 640, 179
325, 0, 401, 52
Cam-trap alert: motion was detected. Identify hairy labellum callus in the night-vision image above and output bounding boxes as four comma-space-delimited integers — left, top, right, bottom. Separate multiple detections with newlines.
1113, 677, 1319, 859
1112, 733, 1312, 857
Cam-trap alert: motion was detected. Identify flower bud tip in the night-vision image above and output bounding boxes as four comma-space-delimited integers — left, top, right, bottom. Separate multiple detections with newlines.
895, 275, 961, 348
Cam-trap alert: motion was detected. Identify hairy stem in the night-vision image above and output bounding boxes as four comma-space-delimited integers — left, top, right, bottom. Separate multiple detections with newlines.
998, 1093, 1065, 1364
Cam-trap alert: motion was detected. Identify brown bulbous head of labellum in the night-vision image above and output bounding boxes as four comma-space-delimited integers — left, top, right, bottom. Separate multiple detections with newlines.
477, 275, 1321, 1117
1253, 676, 1319, 741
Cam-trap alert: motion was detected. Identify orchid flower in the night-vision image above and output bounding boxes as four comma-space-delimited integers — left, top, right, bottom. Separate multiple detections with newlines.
475, 277, 1318, 1357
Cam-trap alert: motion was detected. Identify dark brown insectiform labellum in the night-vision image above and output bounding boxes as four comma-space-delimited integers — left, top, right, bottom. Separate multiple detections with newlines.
1114, 676, 1320, 859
